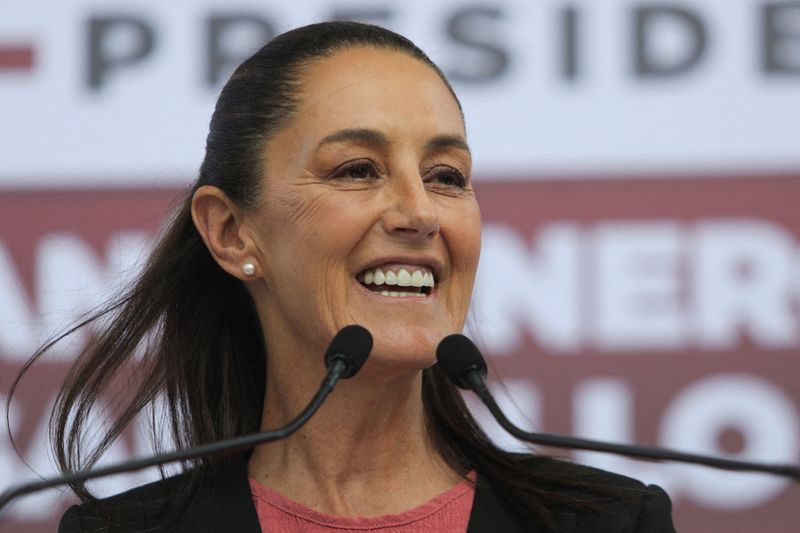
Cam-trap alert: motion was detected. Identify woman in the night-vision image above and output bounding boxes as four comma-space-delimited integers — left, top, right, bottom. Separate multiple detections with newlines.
27, 21, 673, 532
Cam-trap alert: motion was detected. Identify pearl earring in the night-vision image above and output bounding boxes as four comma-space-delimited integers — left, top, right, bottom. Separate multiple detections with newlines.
242, 263, 256, 276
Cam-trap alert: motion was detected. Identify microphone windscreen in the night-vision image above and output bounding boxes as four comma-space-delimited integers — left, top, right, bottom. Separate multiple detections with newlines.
435, 334, 487, 390
324, 325, 373, 378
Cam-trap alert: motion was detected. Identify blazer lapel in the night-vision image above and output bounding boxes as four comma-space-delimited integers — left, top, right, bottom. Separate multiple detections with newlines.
180, 460, 262, 533
467, 476, 533, 533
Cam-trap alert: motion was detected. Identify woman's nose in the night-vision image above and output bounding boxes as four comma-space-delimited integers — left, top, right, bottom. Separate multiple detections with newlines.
381, 176, 440, 240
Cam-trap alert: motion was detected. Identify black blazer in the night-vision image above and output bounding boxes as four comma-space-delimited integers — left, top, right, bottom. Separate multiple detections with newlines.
59, 459, 674, 532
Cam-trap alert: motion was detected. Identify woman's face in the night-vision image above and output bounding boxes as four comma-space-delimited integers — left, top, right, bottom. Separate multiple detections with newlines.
249, 47, 481, 374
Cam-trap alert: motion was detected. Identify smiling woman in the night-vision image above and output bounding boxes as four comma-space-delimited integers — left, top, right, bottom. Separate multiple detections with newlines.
17, 21, 673, 532
208, 46, 482, 376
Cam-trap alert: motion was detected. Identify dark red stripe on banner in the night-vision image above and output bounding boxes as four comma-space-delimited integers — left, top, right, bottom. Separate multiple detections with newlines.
0, 45, 35, 71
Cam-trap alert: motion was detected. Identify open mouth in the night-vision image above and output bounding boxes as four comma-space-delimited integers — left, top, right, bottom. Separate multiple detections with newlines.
356, 266, 435, 298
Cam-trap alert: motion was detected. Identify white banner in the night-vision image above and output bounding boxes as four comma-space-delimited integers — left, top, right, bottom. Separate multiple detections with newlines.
2, 0, 799, 186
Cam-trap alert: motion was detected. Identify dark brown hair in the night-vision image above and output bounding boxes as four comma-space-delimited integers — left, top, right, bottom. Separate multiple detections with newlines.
12, 21, 613, 530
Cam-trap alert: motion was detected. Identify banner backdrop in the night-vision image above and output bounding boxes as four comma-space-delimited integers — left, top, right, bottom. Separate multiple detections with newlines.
2, 1, 799, 532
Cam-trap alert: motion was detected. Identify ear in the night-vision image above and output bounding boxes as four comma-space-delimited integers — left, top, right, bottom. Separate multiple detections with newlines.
191, 185, 260, 280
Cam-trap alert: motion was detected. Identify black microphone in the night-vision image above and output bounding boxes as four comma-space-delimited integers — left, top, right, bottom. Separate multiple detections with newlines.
436, 333, 800, 481
0, 325, 373, 517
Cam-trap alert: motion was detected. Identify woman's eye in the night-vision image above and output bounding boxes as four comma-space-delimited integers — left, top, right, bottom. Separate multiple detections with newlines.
332, 160, 379, 181
427, 167, 469, 188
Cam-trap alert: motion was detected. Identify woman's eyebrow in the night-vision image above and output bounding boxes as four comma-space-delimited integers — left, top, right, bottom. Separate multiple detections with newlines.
318, 128, 388, 148
316, 129, 471, 155
424, 134, 471, 155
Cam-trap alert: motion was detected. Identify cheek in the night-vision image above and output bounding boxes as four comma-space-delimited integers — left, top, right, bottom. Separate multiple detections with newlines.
259, 188, 376, 292
263, 189, 347, 260
448, 201, 482, 274
440, 201, 481, 327
280, 189, 330, 238
292, 188, 375, 238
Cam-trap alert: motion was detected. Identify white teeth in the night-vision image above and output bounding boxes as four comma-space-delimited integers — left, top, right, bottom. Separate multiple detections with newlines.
379, 290, 420, 298
359, 265, 435, 290
397, 269, 412, 287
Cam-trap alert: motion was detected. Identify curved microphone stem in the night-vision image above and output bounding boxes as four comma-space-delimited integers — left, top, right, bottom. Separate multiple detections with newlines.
0, 358, 349, 517
464, 372, 800, 482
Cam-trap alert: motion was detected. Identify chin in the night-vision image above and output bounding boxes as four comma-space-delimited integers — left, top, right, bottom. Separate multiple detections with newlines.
362, 331, 440, 375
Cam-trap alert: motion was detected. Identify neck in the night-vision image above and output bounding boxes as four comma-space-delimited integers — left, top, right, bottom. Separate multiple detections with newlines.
247, 347, 460, 516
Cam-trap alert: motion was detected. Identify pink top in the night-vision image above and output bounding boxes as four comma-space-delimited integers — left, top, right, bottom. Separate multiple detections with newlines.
249, 474, 476, 532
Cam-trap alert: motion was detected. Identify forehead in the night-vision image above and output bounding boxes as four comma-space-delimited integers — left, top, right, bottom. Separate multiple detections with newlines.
290, 46, 464, 138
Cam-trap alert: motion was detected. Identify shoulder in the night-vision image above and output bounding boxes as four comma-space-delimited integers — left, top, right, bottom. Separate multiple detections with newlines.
58, 461, 260, 533
59, 471, 195, 533
520, 456, 675, 532
515, 454, 655, 490
470, 455, 675, 533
